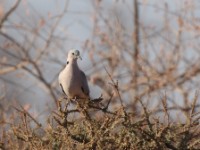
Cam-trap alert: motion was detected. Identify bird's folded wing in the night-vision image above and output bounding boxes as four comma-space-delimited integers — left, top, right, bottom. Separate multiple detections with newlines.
80, 71, 90, 96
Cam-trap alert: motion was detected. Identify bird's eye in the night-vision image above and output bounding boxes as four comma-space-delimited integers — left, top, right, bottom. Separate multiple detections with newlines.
72, 53, 74, 55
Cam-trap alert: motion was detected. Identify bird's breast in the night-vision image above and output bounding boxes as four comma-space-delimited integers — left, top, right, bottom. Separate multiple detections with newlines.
61, 66, 81, 89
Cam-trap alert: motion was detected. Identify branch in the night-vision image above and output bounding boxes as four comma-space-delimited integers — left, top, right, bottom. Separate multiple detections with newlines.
133, 0, 140, 94
0, 0, 22, 29
0, 61, 28, 75
12, 105, 42, 127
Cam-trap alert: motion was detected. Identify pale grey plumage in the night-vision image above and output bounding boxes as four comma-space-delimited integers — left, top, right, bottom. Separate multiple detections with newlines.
58, 49, 90, 99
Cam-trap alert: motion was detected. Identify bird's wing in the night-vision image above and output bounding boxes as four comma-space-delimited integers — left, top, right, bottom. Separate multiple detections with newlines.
80, 70, 90, 96
60, 83, 66, 95
58, 70, 67, 95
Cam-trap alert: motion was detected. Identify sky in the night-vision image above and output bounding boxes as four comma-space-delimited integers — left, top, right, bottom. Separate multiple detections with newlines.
1, 0, 200, 120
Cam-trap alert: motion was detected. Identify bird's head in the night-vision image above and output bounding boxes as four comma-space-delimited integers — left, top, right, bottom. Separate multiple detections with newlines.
67, 49, 82, 61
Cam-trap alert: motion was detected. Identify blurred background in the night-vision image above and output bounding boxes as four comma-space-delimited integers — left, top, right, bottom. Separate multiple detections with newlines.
1, 0, 200, 122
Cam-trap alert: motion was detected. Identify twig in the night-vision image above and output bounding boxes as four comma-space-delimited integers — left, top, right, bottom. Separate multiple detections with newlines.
0, 0, 22, 29
12, 105, 42, 127
104, 67, 124, 108
133, 0, 140, 95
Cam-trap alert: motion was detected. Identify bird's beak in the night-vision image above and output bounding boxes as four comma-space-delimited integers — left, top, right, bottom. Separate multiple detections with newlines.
76, 55, 82, 60
74, 50, 82, 60
79, 56, 82, 60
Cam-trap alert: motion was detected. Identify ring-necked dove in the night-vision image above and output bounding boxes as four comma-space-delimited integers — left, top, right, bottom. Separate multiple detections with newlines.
58, 49, 90, 99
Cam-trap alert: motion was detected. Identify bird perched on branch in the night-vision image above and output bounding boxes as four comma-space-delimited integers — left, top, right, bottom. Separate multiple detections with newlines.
58, 49, 90, 99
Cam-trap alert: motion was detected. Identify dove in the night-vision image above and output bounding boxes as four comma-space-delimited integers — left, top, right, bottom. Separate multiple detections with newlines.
58, 49, 90, 99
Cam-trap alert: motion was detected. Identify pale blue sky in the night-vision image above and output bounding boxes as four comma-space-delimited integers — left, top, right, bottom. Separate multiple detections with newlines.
1, 0, 200, 118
